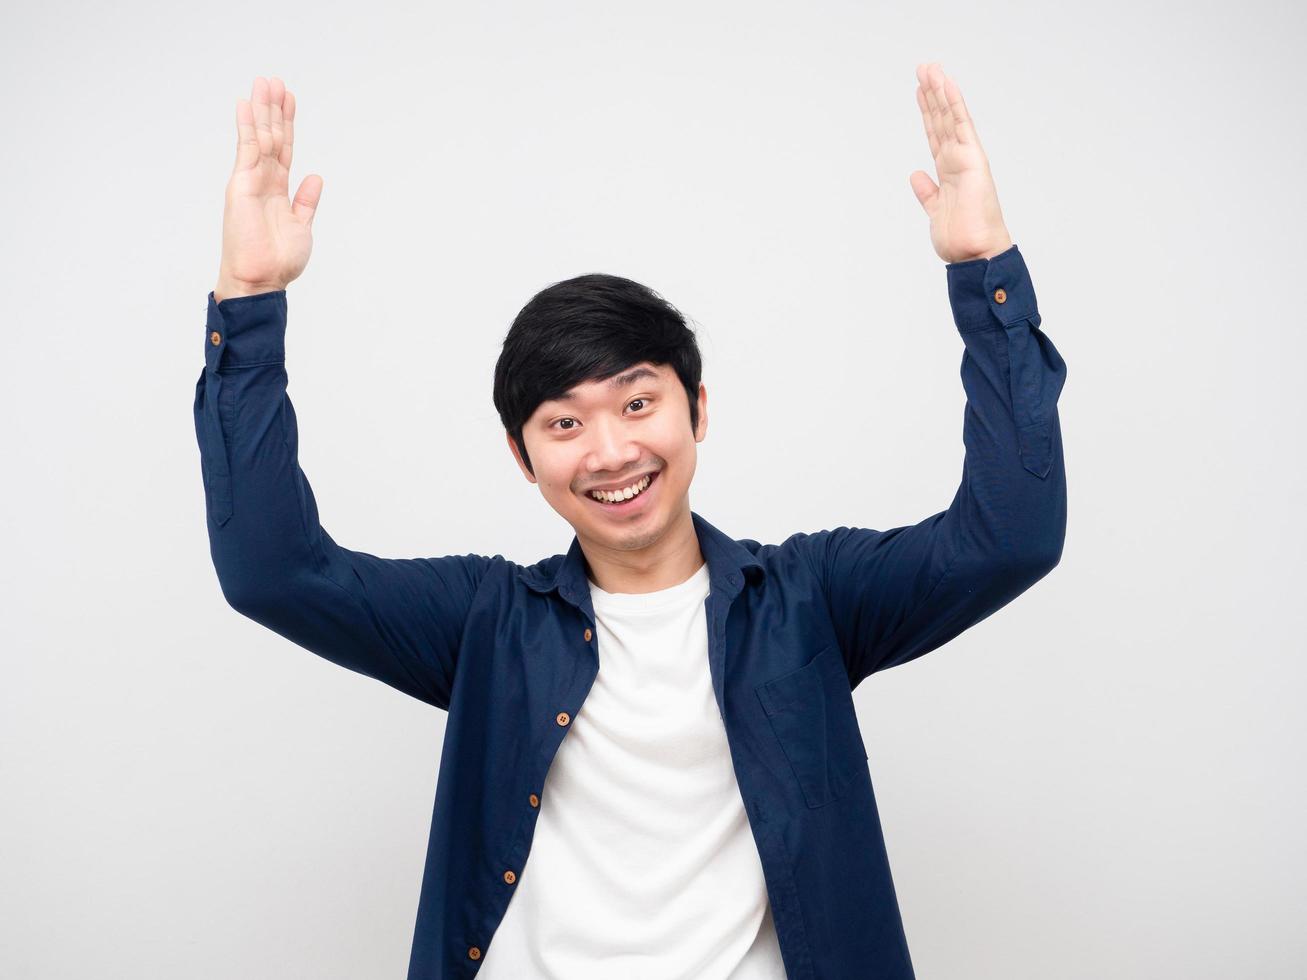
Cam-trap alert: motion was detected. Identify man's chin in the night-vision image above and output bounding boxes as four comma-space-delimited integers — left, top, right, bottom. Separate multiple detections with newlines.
571, 505, 666, 551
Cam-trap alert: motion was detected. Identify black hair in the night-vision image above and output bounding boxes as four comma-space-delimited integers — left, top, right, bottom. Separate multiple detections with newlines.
493, 273, 703, 477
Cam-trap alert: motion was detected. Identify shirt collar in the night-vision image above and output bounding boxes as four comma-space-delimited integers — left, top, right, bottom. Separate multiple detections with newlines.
520, 510, 765, 603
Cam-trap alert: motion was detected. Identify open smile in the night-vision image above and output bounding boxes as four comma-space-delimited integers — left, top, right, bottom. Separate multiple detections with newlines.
583, 469, 660, 514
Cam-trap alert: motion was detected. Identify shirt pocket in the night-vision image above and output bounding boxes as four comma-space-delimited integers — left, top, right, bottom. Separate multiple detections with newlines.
756, 644, 868, 809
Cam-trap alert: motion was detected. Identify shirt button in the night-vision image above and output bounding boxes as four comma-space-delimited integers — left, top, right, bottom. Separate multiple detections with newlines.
556, 711, 571, 726
468, 946, 482, 960
993, 288, 1007, 304
583, 628, 592, 642
529, 793, 540, 807
210, 330, 222, 345
503, 870, 517, 884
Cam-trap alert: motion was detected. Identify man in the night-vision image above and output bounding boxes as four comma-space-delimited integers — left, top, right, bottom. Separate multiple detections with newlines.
195, 64, 1066, 980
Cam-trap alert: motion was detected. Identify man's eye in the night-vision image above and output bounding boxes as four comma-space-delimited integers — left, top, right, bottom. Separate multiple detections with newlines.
551, 399, 648, 431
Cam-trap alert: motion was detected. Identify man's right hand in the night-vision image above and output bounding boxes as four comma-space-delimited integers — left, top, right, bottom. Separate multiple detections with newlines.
213, 76, 323, 303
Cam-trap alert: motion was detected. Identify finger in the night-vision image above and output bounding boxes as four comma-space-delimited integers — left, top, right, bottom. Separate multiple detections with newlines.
291, 174, 323, 228
916, 82, 940, 159
919, 64, 946, 145
234, 97, 259, 171
251, 76, 273, 160
940, 72, 980, 147
268, 76, 285, 167
909, 170, 939, 213
280, 89, 296, 171
927, 63, 955, 144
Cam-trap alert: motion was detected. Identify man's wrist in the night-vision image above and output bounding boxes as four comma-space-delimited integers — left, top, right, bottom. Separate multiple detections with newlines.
213, 279, 285, 303
968, 243, 1013, 261
950, 237, 1014, 263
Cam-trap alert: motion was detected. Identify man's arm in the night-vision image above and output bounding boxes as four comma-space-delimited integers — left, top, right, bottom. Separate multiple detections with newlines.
789, 65, 1066, 687
794, 243, 1066, 687
194, 289, 495, 709
194, 77, 494, 710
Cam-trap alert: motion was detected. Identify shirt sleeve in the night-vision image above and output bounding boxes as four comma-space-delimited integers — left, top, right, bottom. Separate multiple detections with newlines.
795, 244, 1068, 686
192, 289, 494, 710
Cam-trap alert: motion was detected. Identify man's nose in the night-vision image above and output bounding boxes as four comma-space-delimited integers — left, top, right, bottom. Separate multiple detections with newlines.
586, 416, 641, 475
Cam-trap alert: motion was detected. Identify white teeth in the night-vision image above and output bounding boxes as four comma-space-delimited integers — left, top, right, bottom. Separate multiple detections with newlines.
589, 473, 652, 503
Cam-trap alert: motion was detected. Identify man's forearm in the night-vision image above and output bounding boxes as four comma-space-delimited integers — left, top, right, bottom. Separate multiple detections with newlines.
195, 288, 296, 589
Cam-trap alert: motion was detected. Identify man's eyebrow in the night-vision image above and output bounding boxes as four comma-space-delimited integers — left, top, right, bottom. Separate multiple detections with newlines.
546, 366, 661, 404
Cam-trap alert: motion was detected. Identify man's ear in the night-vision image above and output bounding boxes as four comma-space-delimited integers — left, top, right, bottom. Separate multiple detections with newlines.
505, 430, 537, 484
694, 382, 709, 443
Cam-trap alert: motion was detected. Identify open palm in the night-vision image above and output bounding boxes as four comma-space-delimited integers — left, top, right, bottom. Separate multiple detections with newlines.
909, 63, 1012, 264
215, 76, 323, 298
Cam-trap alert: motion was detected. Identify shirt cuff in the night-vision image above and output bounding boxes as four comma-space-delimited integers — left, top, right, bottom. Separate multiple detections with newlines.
945, 244, 1039, 333
204, 289, 288, 372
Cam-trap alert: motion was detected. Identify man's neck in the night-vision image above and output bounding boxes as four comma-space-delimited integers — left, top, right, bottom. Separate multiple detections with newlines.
579, 505, 705, 595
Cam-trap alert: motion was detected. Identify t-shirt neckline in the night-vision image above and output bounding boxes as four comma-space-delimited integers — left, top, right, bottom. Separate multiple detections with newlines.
588, 560, 711, 613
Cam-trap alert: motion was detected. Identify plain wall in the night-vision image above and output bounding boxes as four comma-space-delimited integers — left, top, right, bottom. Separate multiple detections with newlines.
2, 1, 1304, 977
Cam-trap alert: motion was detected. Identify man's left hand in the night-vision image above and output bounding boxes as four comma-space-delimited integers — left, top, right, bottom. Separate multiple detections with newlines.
910, 63, 1013, 264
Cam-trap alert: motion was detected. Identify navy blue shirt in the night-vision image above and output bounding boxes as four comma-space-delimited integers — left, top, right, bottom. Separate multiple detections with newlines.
194, 244, 1066, 979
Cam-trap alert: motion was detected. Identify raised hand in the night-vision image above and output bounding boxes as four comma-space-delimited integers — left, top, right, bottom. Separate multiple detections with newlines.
909, 63, 1013, 264
213, 76, 323, 302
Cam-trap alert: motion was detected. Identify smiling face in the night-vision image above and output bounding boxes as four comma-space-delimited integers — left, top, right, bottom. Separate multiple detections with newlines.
507, 361, 708, 556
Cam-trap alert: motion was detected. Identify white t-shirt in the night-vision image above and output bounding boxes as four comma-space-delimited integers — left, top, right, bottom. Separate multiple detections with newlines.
477, 560, 787, 979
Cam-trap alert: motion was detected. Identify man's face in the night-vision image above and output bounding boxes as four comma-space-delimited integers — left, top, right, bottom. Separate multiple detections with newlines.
508, 361, 708, 554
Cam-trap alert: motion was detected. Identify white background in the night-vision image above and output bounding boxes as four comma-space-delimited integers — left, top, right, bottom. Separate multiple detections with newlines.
3, 1, 1304, 977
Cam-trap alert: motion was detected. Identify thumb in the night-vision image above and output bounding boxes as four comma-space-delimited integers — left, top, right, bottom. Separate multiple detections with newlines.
292, 174, 323, 227
908, 170, 938, 214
